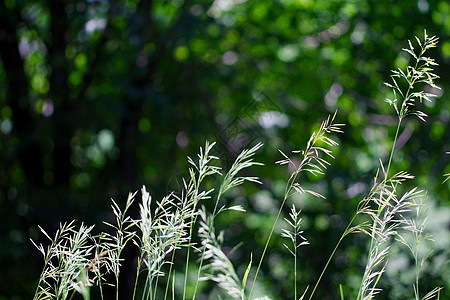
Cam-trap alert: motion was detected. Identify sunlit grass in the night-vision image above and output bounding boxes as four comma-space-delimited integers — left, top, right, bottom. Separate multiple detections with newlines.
31, 31, 445, 300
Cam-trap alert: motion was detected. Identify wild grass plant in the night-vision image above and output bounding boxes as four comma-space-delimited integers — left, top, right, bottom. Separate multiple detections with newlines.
31, 221, 95, 300
355, 30, 442, 300
31, 31, 446, 299
281, 204, 310, 300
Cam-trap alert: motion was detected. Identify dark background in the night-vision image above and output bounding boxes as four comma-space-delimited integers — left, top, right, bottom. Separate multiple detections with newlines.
0, 0, 449, 299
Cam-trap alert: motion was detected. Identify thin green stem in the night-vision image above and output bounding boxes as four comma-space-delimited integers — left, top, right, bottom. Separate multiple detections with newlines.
182, 220, 195, 300
153, 272, 161, 300
310, 236, 344, 299
142, 274, 150, 300
132, 260, 142, 300
308, 215, 356, 300
249, 150, 314, 299
248, 194, 289, 300
415, 255, 420, 300
115, 275, 119, 300
366, 116, 402, 256
172, 269, 176, 300
192, 192, 223, 300
164, 251, 177, 300
68, 289, 76, 300
414, 237, 420, 300
386, 118, 402, 179
94, 260, 105, 300
99, 277, 104, 300
146, 277, 153, 300
294, 230, 297, 300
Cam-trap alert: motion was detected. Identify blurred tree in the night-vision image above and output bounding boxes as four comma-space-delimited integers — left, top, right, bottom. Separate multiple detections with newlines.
0, 0, 448, 299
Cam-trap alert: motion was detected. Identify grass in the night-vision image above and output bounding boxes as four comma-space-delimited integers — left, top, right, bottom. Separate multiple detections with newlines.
31, 30, 446, 300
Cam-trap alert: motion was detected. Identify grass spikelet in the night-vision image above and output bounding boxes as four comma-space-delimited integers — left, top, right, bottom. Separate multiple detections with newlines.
356, 182, 422, 299
218, 142, 264, 198
134, 187, 193, 300
101, 192, 137, 299
384, 30, 439, 176
281, 204, 309, 300
32, 221, 95, 300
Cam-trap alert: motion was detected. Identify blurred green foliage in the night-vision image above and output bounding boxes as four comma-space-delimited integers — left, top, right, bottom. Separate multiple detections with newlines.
0, 0, 448, 299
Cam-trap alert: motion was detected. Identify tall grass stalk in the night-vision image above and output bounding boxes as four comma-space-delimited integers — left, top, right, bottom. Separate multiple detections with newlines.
248, 111, 344, 300
177, 141, 220, 300
308, 30, 441, 300
384, 30, 439, 176
134, 186, 200, 300
134, 142, 217, 300
193, 144, 263, 299
102, 192, 136, 300
375, 29, 439, 233
359, 30, 440, 299
193, 142, 263, 299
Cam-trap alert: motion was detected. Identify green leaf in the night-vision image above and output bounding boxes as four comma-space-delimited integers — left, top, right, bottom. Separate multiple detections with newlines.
242, 253, 252, 290
299, 286, 309, 300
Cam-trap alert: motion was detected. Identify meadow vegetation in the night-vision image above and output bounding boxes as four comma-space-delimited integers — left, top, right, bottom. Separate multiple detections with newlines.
32, 31, 446, 300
